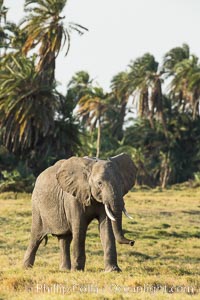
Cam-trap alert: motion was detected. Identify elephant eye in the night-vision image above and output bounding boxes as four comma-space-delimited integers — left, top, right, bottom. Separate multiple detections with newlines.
98, 181, 103, 187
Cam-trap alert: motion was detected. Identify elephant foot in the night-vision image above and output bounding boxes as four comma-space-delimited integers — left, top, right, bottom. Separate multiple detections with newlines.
71, 265, 85, 272
59, 265, 71, 271
23, 264, 32, 269
105, 265, 122, 272
23, 256, 35, 269
23, 261, 34, 269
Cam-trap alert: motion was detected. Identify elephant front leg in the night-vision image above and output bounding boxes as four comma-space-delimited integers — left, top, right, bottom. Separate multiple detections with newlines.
99, 216, 121, 272
58, 234, 72, 270
71, 225, 87, 271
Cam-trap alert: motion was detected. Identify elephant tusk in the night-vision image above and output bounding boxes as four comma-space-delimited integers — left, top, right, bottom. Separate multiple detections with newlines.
123, 207, 133, 220
105, 204, 116, 221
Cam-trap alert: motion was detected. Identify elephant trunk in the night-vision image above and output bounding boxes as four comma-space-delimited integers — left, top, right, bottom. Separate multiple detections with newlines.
106, 205, 134, 246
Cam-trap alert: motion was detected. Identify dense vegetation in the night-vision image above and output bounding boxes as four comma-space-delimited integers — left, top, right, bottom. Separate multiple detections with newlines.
1, 0, 200, 191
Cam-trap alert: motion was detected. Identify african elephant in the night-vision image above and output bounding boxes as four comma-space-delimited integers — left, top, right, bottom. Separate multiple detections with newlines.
23, 153, 137, 272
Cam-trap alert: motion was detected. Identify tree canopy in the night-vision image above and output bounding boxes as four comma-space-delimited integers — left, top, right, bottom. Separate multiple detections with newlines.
0, 1, 200, 190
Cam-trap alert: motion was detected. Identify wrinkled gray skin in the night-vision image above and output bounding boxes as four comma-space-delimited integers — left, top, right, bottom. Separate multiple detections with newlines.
23, 153, 137, 272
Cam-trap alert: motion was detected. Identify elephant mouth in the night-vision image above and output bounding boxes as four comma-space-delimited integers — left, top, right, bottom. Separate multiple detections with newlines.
104, 203, 135, 247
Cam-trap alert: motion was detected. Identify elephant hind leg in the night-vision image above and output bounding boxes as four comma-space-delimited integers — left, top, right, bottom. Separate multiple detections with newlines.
23, 209, 45, 268
23, 234, 45, 268
58, 234, 72, 270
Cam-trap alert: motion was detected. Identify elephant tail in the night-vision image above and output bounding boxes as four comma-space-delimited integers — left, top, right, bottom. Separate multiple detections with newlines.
39, 234, 48, 246
44, 235, 48, 246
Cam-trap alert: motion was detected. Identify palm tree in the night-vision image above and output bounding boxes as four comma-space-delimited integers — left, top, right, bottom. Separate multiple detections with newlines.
189, 64, 200, 119
0, 54, 58, 153
67, 71, 93, 107
110, 71, 131, 140
163, 44, 200, 119
0, 23, 6, 54
0, 0, 8, 55
163, 44, 191, 112
170, 56, 199, 117
163, 43, 190, 76
0, 2, 28, 56
3, 22, 27, 52
21, 0, 88, 85
0, 0, 7, 24
78, 87, 109, 158
128, 53, 168, 136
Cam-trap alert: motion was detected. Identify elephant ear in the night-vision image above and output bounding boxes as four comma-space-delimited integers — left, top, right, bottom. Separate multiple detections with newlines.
110, 153, 137, 195
56, 157, 94, 206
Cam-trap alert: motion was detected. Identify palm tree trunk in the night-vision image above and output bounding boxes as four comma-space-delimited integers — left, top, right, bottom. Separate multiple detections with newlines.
160, 152, 171, 188
154, 79, 168, 139
96, 117, 101, 158
117, 94, 129, 140
112, 97, 127, 141
36, 50, 55, 86
192, 98, 199, 120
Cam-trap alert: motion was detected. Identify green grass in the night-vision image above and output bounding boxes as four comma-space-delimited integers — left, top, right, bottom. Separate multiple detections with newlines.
0, 187, 200, 299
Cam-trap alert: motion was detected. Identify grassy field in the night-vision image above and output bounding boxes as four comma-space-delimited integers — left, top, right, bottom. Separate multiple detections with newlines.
0, 186, 200, 299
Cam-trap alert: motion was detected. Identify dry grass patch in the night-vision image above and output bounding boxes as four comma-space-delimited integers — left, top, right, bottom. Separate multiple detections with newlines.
0, 187, 200, 299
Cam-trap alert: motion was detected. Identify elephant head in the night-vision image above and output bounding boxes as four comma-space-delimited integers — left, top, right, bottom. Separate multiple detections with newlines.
56, 153, 137, 246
